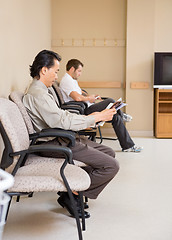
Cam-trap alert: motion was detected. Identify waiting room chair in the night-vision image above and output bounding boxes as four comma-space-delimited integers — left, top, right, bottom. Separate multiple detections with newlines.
10, 90, 90, 215
0, 98, 91, 240
52, 81, 118, 143
9, 91, 92, 161
52, 82, 99, 142
10, 91, 90, 208
78, 88, 118, 142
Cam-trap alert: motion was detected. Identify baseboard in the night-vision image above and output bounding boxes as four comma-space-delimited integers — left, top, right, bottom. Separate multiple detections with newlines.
98, 128, 153, 137
128, 130, 154, 137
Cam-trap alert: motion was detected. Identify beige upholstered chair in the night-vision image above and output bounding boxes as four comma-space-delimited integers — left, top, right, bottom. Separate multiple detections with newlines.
9, 91, 86, 167
0, 98, 90, 240
10, 90, 88, 208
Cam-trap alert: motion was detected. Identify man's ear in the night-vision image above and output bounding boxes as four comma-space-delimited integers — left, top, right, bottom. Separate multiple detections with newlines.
71, 66, 75, 72
41, 66, 47, 75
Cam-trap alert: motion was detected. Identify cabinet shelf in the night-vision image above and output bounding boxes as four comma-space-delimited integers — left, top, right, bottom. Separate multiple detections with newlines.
158, 100, 172, 103
159, 92, 172, 101
159, 103, 172, 113
158, 113, 172, 116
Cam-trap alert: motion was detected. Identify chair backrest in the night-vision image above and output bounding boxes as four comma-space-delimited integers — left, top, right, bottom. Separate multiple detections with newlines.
9, 91, 35, 134
52, 81, 87, 112
0, 98, 30, 171
52, 81, 65, 105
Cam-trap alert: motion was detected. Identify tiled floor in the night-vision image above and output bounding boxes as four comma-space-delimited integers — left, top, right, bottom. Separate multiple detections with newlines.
2, 137, 172, 240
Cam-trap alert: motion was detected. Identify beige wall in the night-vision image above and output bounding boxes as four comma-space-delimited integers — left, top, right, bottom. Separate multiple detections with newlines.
154, 0, 172, 51
52, 0, 172, 137
126, 0, 155, 135
126, 0, 172, 136
51, 0, 126, 100
0, 0, 51, 156
0, 0, 51, 98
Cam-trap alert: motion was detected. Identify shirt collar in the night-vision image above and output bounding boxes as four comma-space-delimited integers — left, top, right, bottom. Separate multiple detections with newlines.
33, 78, 48, 92
65, 72, 74, 80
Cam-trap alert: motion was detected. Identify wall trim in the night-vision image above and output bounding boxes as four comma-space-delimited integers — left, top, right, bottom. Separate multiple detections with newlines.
99, 127, 153, 137
78, 81, 121, 88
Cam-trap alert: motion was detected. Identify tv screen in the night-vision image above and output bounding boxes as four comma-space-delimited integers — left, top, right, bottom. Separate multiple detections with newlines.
154, 52, 172, 88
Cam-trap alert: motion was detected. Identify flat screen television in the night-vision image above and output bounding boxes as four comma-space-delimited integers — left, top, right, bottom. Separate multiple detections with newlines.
154, 52, 172, 88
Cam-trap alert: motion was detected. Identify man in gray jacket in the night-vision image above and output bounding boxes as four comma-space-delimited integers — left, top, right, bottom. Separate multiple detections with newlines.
23, 50, 119, 218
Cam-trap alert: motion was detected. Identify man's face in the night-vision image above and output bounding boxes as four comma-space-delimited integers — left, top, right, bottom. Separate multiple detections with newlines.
72, 65, 82, 80
42, 60, 60, 87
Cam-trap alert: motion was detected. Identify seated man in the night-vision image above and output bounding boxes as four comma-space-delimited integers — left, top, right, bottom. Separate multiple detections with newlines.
23, 50, 119, 218
59, 59, 142, 152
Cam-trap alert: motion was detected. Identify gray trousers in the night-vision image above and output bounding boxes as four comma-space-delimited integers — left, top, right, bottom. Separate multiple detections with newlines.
38, 137, 119, 199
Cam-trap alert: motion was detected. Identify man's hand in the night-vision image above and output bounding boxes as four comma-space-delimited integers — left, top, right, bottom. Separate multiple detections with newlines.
70, 91, 101, 103
88, 94, 102, 103
95, 95, 101, 100
88, 95, 97, 103
90, 108, 117, 123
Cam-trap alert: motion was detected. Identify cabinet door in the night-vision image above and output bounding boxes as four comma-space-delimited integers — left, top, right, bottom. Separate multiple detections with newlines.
157, 114, 172, 137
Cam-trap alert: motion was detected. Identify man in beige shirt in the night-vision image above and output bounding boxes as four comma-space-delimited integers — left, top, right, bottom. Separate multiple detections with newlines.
23, 50, 119, 218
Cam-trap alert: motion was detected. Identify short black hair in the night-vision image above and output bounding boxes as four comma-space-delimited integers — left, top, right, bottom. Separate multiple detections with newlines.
30, 50, 62, 79
66, 59, 84, 71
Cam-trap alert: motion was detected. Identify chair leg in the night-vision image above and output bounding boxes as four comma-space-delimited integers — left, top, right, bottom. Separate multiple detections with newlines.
67, 190, 83, 240
8, 192, 33, 203
16, 195, 20, 202
28, 192, 34, 198
97, 126, 103, 144
96, 126, 118, 143
78, 192, 86, 231
5, 196, 12, 222
99, 137, 118, 141
16, 192, 34, 202
60, 160, 84, 240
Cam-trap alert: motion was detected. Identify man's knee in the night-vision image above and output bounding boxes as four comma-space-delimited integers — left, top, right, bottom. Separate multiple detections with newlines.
111, 159, 120, 177
104, 98, 115, 105
112, 112, 122, 123
105, 157, 119, 180
108, 147, 116, 158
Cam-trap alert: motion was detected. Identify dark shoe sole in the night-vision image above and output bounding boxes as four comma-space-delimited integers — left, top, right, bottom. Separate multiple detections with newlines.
57, 196, 90, 219
58, 192, 89, 209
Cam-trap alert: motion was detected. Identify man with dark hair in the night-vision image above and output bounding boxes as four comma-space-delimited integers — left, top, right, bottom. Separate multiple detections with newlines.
23, 50, 119, 218
60, 59, 142, 152
66, 59, 84, 71
30, 50, 62, 79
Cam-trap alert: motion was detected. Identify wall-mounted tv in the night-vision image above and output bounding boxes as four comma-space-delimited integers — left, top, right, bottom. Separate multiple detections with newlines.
154, 52, 172, 89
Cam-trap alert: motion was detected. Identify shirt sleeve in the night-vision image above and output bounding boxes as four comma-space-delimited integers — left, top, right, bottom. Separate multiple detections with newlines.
24, 92, 95, 132
60, 75, 82, 96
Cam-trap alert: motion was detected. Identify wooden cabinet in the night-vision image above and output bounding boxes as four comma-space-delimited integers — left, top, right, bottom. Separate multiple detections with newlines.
154, 89, 172, 138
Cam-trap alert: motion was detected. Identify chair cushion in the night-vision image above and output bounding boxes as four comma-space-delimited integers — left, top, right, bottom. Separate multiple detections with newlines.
25, 154, 87, 167
9, 161, 90, 192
